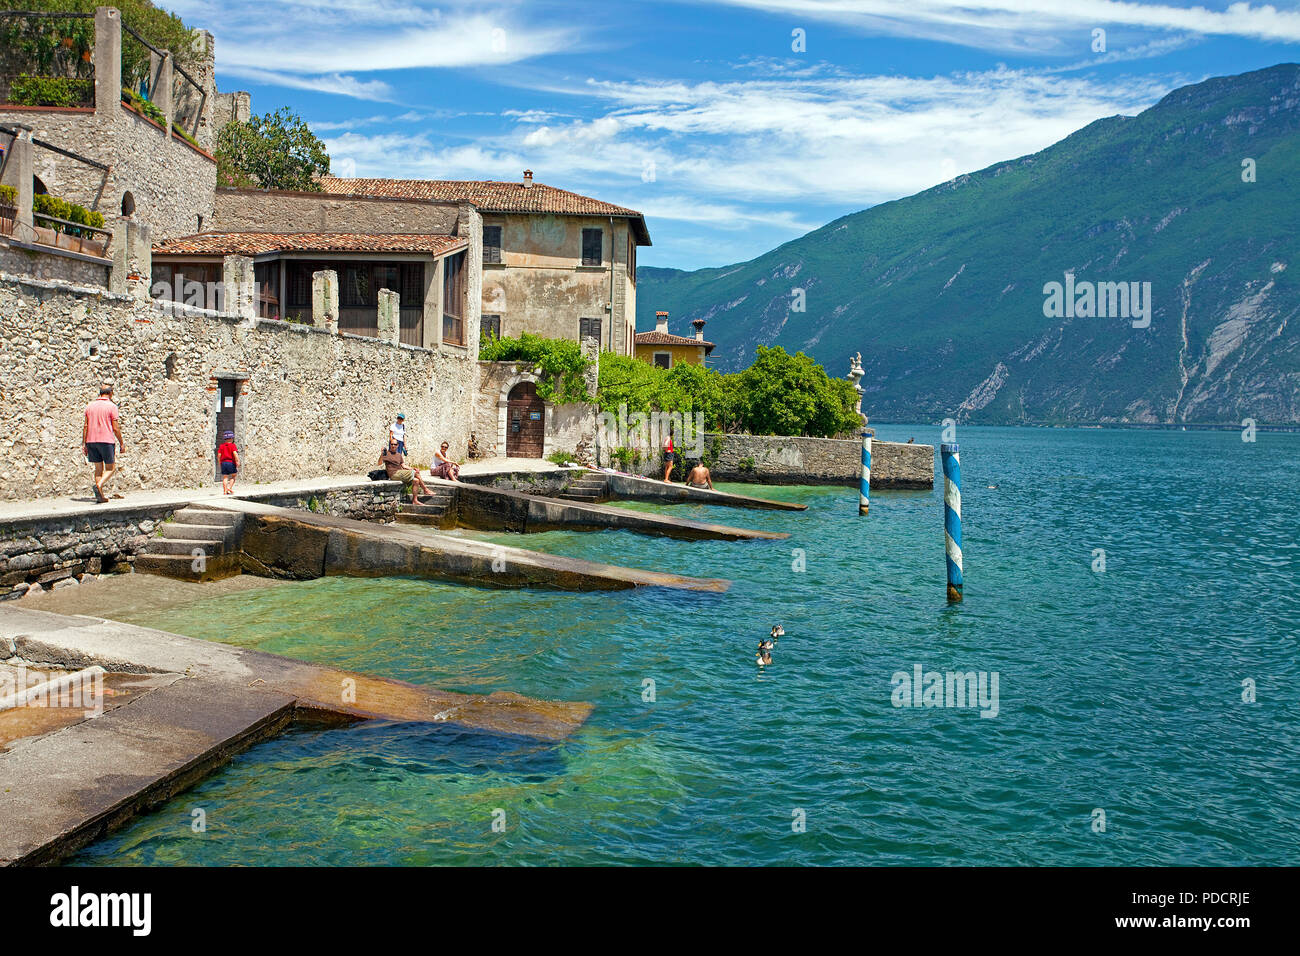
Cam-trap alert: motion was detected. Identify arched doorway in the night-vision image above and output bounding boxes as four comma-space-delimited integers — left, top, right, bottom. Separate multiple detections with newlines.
506, 381, 545, 458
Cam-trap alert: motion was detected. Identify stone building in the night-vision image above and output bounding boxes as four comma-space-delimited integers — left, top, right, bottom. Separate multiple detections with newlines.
634, 312, 714, 368
319, 172, 651, 355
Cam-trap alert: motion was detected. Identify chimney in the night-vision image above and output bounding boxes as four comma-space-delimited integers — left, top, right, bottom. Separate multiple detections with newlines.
655, 310, 669, 334
522, 169, 533, 189
692, 318, 706, 341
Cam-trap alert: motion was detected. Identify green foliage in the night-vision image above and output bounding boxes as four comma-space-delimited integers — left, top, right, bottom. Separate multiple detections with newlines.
121, 85, 165, 124
546, 450, 577, 466
0, 1, 199, 96
9, 73, 92, 107
215, 108, 330, 192
738, 457, 756, 473
597, 347, 853, 437
610, 446, 641, 470
733, 346, 861, 437
0, 184, 16, 207
32, 192, 103, 237
479, 332, 594, 404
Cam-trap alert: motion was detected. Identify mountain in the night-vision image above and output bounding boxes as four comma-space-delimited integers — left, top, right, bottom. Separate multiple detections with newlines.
637, 64, 1300, 424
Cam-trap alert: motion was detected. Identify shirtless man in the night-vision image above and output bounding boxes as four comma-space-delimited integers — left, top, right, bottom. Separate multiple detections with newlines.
686, 460, 713, 490
378, 436, 431, 504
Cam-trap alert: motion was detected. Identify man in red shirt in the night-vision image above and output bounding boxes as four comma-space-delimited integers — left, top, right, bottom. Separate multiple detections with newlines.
82, 385, 124, 503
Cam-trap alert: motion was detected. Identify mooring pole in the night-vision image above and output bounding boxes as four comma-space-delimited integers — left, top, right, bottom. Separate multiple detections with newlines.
859, 428, 873, 515
941, 442, 963, 601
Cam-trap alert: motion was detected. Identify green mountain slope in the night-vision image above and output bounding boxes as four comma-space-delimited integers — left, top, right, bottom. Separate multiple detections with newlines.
638, 64, 1300, 424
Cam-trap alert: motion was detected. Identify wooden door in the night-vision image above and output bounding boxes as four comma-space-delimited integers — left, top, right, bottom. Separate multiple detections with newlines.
506, 382, 545, 458
215, 379, 239, 479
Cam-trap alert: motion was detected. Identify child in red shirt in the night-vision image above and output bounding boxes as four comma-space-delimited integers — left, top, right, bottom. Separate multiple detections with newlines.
217, 431, 240, 495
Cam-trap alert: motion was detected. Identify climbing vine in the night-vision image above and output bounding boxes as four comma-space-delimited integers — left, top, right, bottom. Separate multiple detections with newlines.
479, 332, 593, 405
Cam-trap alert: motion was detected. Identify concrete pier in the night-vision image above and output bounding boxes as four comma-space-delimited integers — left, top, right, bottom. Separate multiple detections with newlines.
440, 480, 790, 541
600, 472, 806, 512
0, 606, 596, 865
210, 498, 731, 591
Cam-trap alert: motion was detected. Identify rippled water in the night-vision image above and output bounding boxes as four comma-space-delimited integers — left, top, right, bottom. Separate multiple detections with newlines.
73, 426, 1300, 865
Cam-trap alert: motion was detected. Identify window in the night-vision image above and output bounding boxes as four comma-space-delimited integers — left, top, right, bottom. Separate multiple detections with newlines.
579, 317, 601, 344
442, 251, 466, 346
481, 314, 501, 342
483, 225, 502, 264
654, 352, 671, 369
628, 236, 636, 284
254, 261, 278, 318
400, 262, 424, 306
581, 228, 603, 266
342, 266, 370, 308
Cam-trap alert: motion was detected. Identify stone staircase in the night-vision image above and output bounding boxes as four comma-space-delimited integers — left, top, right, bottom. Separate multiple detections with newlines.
134, 506, 244, 581
393, 488, 457, 529
556, 472, 608, 504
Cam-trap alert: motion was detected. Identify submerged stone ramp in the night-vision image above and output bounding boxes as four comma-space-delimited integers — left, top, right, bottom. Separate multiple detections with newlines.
442, 479, 791, 540
208, 498, 730, 591
601, 473, 808, 512
0, 606, 595, 864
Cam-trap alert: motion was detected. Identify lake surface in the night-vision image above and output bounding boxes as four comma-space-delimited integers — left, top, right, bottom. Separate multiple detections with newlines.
72, 426, 1300, 865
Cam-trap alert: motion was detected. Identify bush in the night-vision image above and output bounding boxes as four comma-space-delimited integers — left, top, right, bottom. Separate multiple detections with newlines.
0, 184, 16, 207
546, 450, 578, 466
32, 192, 103, 236
9, 74, 92, 107
122, 86, 166, 125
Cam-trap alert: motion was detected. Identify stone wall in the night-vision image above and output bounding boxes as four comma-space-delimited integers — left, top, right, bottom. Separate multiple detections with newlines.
213, 189, 464, 235
704, 433, 934, 487
0, 481, 401, 600
0, 104, 217, 243
594, 429, 933, 487
0, 273, 477, 500
0, 242, 110, 287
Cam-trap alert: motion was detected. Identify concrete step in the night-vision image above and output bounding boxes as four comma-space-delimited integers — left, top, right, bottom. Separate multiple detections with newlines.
401, 500, 452, 515
394, 512, 450, 527
173, 507, 241, 527
134, 551, 242, 582
160, 522, 238, 545
141, 537, 229, 557
559, 493, 604, 503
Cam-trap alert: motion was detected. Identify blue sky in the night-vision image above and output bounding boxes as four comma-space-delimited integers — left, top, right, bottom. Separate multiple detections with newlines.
169, 0, 1300, 270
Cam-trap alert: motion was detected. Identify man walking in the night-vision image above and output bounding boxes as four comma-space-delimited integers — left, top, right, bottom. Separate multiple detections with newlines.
83, 385, 123, 503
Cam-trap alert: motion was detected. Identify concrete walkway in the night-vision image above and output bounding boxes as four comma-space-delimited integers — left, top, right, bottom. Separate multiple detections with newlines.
0, 606, 595, 864
0, 474, 388, 524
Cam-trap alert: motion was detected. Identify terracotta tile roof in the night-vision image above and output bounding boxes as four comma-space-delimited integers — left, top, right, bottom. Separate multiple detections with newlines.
635, 330, 715, 354
153, 232, 469, 257
320, 177, 652, 244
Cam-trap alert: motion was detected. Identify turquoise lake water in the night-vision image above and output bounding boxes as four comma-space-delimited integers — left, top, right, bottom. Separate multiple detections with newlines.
73, 425, 1300, 865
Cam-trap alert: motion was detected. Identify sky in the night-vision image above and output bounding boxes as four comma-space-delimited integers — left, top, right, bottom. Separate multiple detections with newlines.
168, 0, 1300, 270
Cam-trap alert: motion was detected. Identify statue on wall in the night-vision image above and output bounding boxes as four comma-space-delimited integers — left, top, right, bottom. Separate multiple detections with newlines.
847, 352, 866, 423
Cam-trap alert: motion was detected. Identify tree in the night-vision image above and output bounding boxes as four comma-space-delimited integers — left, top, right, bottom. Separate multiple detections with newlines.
733, 346, 861, 437
215, 108, 330, 191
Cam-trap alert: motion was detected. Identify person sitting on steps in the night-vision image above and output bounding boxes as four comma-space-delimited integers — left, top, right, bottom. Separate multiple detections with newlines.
378, 436, 431, 504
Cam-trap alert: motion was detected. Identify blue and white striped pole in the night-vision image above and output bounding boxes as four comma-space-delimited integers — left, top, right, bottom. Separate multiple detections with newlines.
941, 442, 963, 602
858, 429, 873, 515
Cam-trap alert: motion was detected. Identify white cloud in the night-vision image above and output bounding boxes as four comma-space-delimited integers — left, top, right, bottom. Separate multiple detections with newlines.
222, 69, 397, 103
701, 0, 1300, 51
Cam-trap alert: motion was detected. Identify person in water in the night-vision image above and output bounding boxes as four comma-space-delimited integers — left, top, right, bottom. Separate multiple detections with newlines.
686, 460, 713, 489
